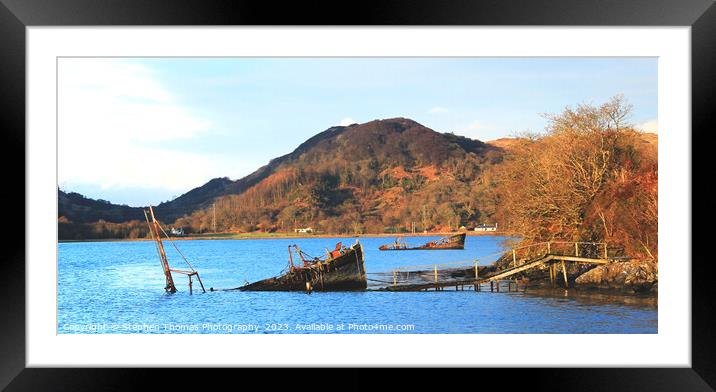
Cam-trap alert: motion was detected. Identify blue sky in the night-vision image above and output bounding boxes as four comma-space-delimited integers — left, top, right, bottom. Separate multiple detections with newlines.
58, 57, 657, 207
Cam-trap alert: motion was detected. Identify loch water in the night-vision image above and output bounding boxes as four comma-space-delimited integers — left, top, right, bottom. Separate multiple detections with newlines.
58, 235, 657, 334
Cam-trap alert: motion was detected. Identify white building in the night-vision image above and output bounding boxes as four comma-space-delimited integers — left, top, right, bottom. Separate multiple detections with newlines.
474, 223, 498, 232
294, 227, 314, 233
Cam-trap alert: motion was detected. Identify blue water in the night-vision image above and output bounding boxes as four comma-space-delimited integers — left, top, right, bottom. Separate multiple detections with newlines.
57, 236, 657, 334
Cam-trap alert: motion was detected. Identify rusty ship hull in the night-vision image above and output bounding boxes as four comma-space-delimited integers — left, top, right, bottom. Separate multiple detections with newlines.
379, 233, 466, 251
239, 242, 366, 292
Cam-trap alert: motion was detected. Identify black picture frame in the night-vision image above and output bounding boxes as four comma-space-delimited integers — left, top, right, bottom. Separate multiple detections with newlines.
1, 0, 713, 390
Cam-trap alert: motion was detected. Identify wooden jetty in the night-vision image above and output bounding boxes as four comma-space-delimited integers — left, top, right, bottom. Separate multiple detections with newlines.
374, 241, 621, 292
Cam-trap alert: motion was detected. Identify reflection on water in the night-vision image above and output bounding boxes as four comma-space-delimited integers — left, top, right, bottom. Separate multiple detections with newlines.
58, 236, 657, 334
522, 287, 657, 308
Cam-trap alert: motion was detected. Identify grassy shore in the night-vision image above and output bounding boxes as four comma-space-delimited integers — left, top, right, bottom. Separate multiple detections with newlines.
59, 230, 507, 243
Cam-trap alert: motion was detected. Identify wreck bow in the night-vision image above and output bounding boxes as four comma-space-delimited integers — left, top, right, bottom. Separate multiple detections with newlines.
239, 241, 367, 292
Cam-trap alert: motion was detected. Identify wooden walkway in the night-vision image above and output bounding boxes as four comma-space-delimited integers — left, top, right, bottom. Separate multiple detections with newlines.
376, 241, 620, 292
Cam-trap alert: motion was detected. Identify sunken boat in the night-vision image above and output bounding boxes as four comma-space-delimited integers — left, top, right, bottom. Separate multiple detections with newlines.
378, 233, 466, 251
239, 241, 366, 292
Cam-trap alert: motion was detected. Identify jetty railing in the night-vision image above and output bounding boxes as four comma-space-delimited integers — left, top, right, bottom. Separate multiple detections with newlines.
373, 241, 619, 291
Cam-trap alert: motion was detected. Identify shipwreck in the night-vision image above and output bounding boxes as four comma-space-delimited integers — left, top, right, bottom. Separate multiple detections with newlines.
144, 206, 206, 294
378, 233, 466, 251
237, 241, 367, 292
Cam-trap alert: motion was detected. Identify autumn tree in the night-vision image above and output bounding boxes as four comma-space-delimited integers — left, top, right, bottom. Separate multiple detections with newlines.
493, 95, 657, 258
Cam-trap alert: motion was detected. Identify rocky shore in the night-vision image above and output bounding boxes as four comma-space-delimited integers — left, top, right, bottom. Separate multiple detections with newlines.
574, 258, 658, 293
489, 254, 658, 295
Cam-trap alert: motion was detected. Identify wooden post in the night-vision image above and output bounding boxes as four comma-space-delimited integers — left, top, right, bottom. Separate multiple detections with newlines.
512, 249, 517, 267
393, 271, 397, 288
473, 262, 479, 292
547, 242, 551, 254
147, 207, 176, 293
195, 273, 206, 293
496, 281, 500, 292
561, 260, 568, 288
575, 242, 579, 256
604, 243, 608, 259
491, 281, 494, 292
188, 274, 193, 295
434, 265, 438, 283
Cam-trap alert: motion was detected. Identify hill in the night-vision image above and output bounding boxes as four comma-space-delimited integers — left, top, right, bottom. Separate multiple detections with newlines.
173, 118, 504, 234
58, 190, 144, 223
58, 118, 504, 238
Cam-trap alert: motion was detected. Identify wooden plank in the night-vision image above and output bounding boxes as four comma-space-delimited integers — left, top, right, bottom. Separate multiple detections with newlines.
195, 273, 206, 293
480, 255, 552, 281
549, 255, 610, 264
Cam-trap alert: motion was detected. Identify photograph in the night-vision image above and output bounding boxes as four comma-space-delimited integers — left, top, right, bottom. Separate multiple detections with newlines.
56, 57, 659, 334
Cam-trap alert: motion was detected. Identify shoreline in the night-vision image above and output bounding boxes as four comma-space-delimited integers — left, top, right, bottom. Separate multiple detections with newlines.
58, 230, 508, 243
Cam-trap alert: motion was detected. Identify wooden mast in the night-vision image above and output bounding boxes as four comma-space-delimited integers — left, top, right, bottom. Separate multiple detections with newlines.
146, 206, 177, 293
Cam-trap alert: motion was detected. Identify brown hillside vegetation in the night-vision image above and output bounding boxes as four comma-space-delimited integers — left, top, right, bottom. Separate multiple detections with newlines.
174, 118, 504, 235
486, 137, 528, 150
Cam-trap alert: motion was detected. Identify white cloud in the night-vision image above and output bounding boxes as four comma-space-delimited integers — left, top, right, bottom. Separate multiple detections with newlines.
428, 106, 448, 114
635, 119, 658, 133
339, 117, 356, 126
58, 59, 218, 194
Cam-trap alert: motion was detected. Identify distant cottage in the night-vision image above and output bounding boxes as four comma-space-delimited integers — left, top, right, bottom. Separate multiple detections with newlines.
170, 227, 185, 236
474, 223, 498, 232
294, 227, 314, 233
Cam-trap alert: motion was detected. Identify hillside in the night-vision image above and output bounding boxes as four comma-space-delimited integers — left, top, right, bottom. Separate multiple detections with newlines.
174, 118, 504, 234
153, 125, 361, 219
58, 118, 504, 238
58, 190, 144, 223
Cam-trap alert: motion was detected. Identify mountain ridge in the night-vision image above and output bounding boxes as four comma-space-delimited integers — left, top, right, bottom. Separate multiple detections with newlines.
59, 118, 501, 228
